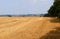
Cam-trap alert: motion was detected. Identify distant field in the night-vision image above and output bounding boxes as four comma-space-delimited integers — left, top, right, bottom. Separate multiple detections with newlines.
0, 17, 60, 39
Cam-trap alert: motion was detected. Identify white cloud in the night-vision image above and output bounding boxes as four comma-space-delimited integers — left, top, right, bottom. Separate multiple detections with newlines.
26, 0, 49, 5
39, 0, 48, 1
26, 0, 37, 4
32, 0, 48, 2
32, 0, 37, 4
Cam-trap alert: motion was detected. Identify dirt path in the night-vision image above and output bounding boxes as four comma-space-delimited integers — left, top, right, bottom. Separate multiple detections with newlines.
0, 17, 60, 39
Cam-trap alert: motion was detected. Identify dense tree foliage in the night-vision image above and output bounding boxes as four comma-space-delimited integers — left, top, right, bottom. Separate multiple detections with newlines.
48, 0, 60, 18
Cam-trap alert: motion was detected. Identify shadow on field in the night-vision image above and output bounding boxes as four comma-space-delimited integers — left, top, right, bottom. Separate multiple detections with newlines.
40, 27, 60, 39
50, 18, 60, 23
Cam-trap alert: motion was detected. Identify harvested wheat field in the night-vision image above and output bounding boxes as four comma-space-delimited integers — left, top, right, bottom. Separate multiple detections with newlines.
0, 17, 60, 39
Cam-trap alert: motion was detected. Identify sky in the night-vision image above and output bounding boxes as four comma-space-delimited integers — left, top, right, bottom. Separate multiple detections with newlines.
0, 0, 54, 15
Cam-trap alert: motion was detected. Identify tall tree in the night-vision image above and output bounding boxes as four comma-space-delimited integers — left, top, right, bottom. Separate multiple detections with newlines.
48, 0, 60, 18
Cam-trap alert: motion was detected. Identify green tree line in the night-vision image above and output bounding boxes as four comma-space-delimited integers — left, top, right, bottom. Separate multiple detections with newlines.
45, 0, 60, 18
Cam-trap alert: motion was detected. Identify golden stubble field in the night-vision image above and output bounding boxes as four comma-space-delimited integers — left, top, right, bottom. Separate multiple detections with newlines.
0, 17, 60, 39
